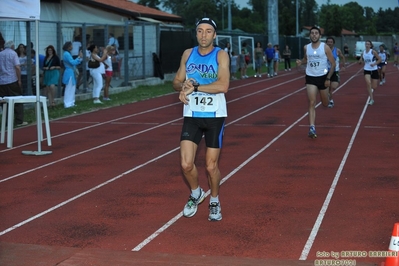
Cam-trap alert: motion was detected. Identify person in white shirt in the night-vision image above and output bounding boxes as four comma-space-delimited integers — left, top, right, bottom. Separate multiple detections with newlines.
107, 33, 119, 53
296, 26, 336, 138
103, 45, 116, 101
358, 40, 381, 106
88, 44, 108, 104
377, 45, 387, 85
71, 36, 82, 59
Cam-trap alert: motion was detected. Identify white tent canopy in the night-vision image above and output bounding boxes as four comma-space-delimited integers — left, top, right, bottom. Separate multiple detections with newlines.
0, 0, 40, 20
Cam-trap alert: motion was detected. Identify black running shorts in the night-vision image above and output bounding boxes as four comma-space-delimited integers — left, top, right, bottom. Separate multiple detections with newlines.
180, 117, 225, 148
305, 74, 328, 90
363, 69, 379, 79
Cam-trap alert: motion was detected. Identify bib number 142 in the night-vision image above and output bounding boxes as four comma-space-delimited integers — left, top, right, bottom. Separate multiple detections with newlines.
189, 94, 218, 112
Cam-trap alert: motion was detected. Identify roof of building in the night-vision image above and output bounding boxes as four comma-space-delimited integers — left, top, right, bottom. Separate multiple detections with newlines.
302, 26, 357, 36
73, 0, 182, 23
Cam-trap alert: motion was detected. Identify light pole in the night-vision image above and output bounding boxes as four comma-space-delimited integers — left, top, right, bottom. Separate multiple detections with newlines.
221, 0, 224, 30
296, 0, 299, 36
227, 0, 231, 31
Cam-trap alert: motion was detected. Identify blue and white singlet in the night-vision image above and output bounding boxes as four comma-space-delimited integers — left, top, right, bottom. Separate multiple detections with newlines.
183, 46, 227, 118
327, 47, 340, 71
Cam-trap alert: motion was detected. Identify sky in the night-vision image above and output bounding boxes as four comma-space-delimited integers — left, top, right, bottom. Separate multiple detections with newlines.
234, 0, 398, 12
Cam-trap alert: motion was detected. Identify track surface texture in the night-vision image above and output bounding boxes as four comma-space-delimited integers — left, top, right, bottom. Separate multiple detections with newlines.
1, 64, 398, 266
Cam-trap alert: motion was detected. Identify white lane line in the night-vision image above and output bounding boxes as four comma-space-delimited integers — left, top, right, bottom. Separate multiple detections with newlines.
0, 78, 303, 183
0, 117, 182, 183
299, 99, 370, 260
132, 96, 308, 252
0, 81, 305, 236
132, 68, 364, 252
0, 102, 180, 153
299, 68, 365, 260
0, 147, 179, 237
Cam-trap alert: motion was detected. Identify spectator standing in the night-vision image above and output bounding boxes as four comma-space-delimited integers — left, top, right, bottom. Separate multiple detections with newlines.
108, 33, 119, 54
230, 51, 239, 80
393, 42, 398, 67
264, 43, 274, 77
0, 32, 5, 51
343, 43, 349, 58
71, 36, 82, 59
111, 49, 121, 80
0, 40, 27, 126
16, 43, 33, 95
239, 48, 247, 79
62, 41, 82, 108
283, 45, 291, 71
224, 42, 232, 74
273, 45, 280, 76
224, 42, 231, 56
242, 42, 249, 78
88, 44, 108, 104
77, 41, 93, 93
42, 45, 61, 108
172, 17, 229, 221
103, 45, 115, 101
254, 42, 264, 77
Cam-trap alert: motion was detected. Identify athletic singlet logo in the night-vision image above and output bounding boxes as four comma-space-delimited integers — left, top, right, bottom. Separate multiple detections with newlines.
186, 63, 218, 79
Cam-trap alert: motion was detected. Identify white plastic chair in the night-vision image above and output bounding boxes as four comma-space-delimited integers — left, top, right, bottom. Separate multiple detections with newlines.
1, 96, 52, 148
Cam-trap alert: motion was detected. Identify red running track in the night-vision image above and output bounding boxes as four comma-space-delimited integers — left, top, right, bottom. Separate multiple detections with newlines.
0, 63, 398, 266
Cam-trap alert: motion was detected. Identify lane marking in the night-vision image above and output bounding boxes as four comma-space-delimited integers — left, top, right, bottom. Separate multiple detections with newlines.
1, 66, 367, 255
0, 73, 299, 154
0, 77, 303, 183
299, 68, 367, 260
0, 148, 179, 236
0, 82, 305, 235
132, 67, 366, 252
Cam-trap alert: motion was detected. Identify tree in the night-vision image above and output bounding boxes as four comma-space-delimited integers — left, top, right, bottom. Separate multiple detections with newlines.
279, 0, 297, 35
300, 0, 318, 28
319, 4, 342, 36
137, 0, 398, 35
138, 0, 161, 9
340, 2, 365, 32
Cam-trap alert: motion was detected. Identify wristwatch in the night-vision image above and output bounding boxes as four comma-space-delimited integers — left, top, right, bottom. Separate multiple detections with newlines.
193, 83, 200, 92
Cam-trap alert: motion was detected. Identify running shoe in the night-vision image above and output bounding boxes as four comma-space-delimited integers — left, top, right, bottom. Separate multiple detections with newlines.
183, 188, 205, 217
308, 125, 317, 139
208, 202, 222, 221
328, 100, 334, 108
368, 99, 374, 106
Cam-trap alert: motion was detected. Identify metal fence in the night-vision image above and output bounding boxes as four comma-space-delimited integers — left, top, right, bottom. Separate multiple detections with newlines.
1, 19, 161, 97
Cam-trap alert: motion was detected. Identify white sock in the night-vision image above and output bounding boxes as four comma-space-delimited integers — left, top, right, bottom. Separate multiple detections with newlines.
191, 187, 201, 199
210, 195, 219, 204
